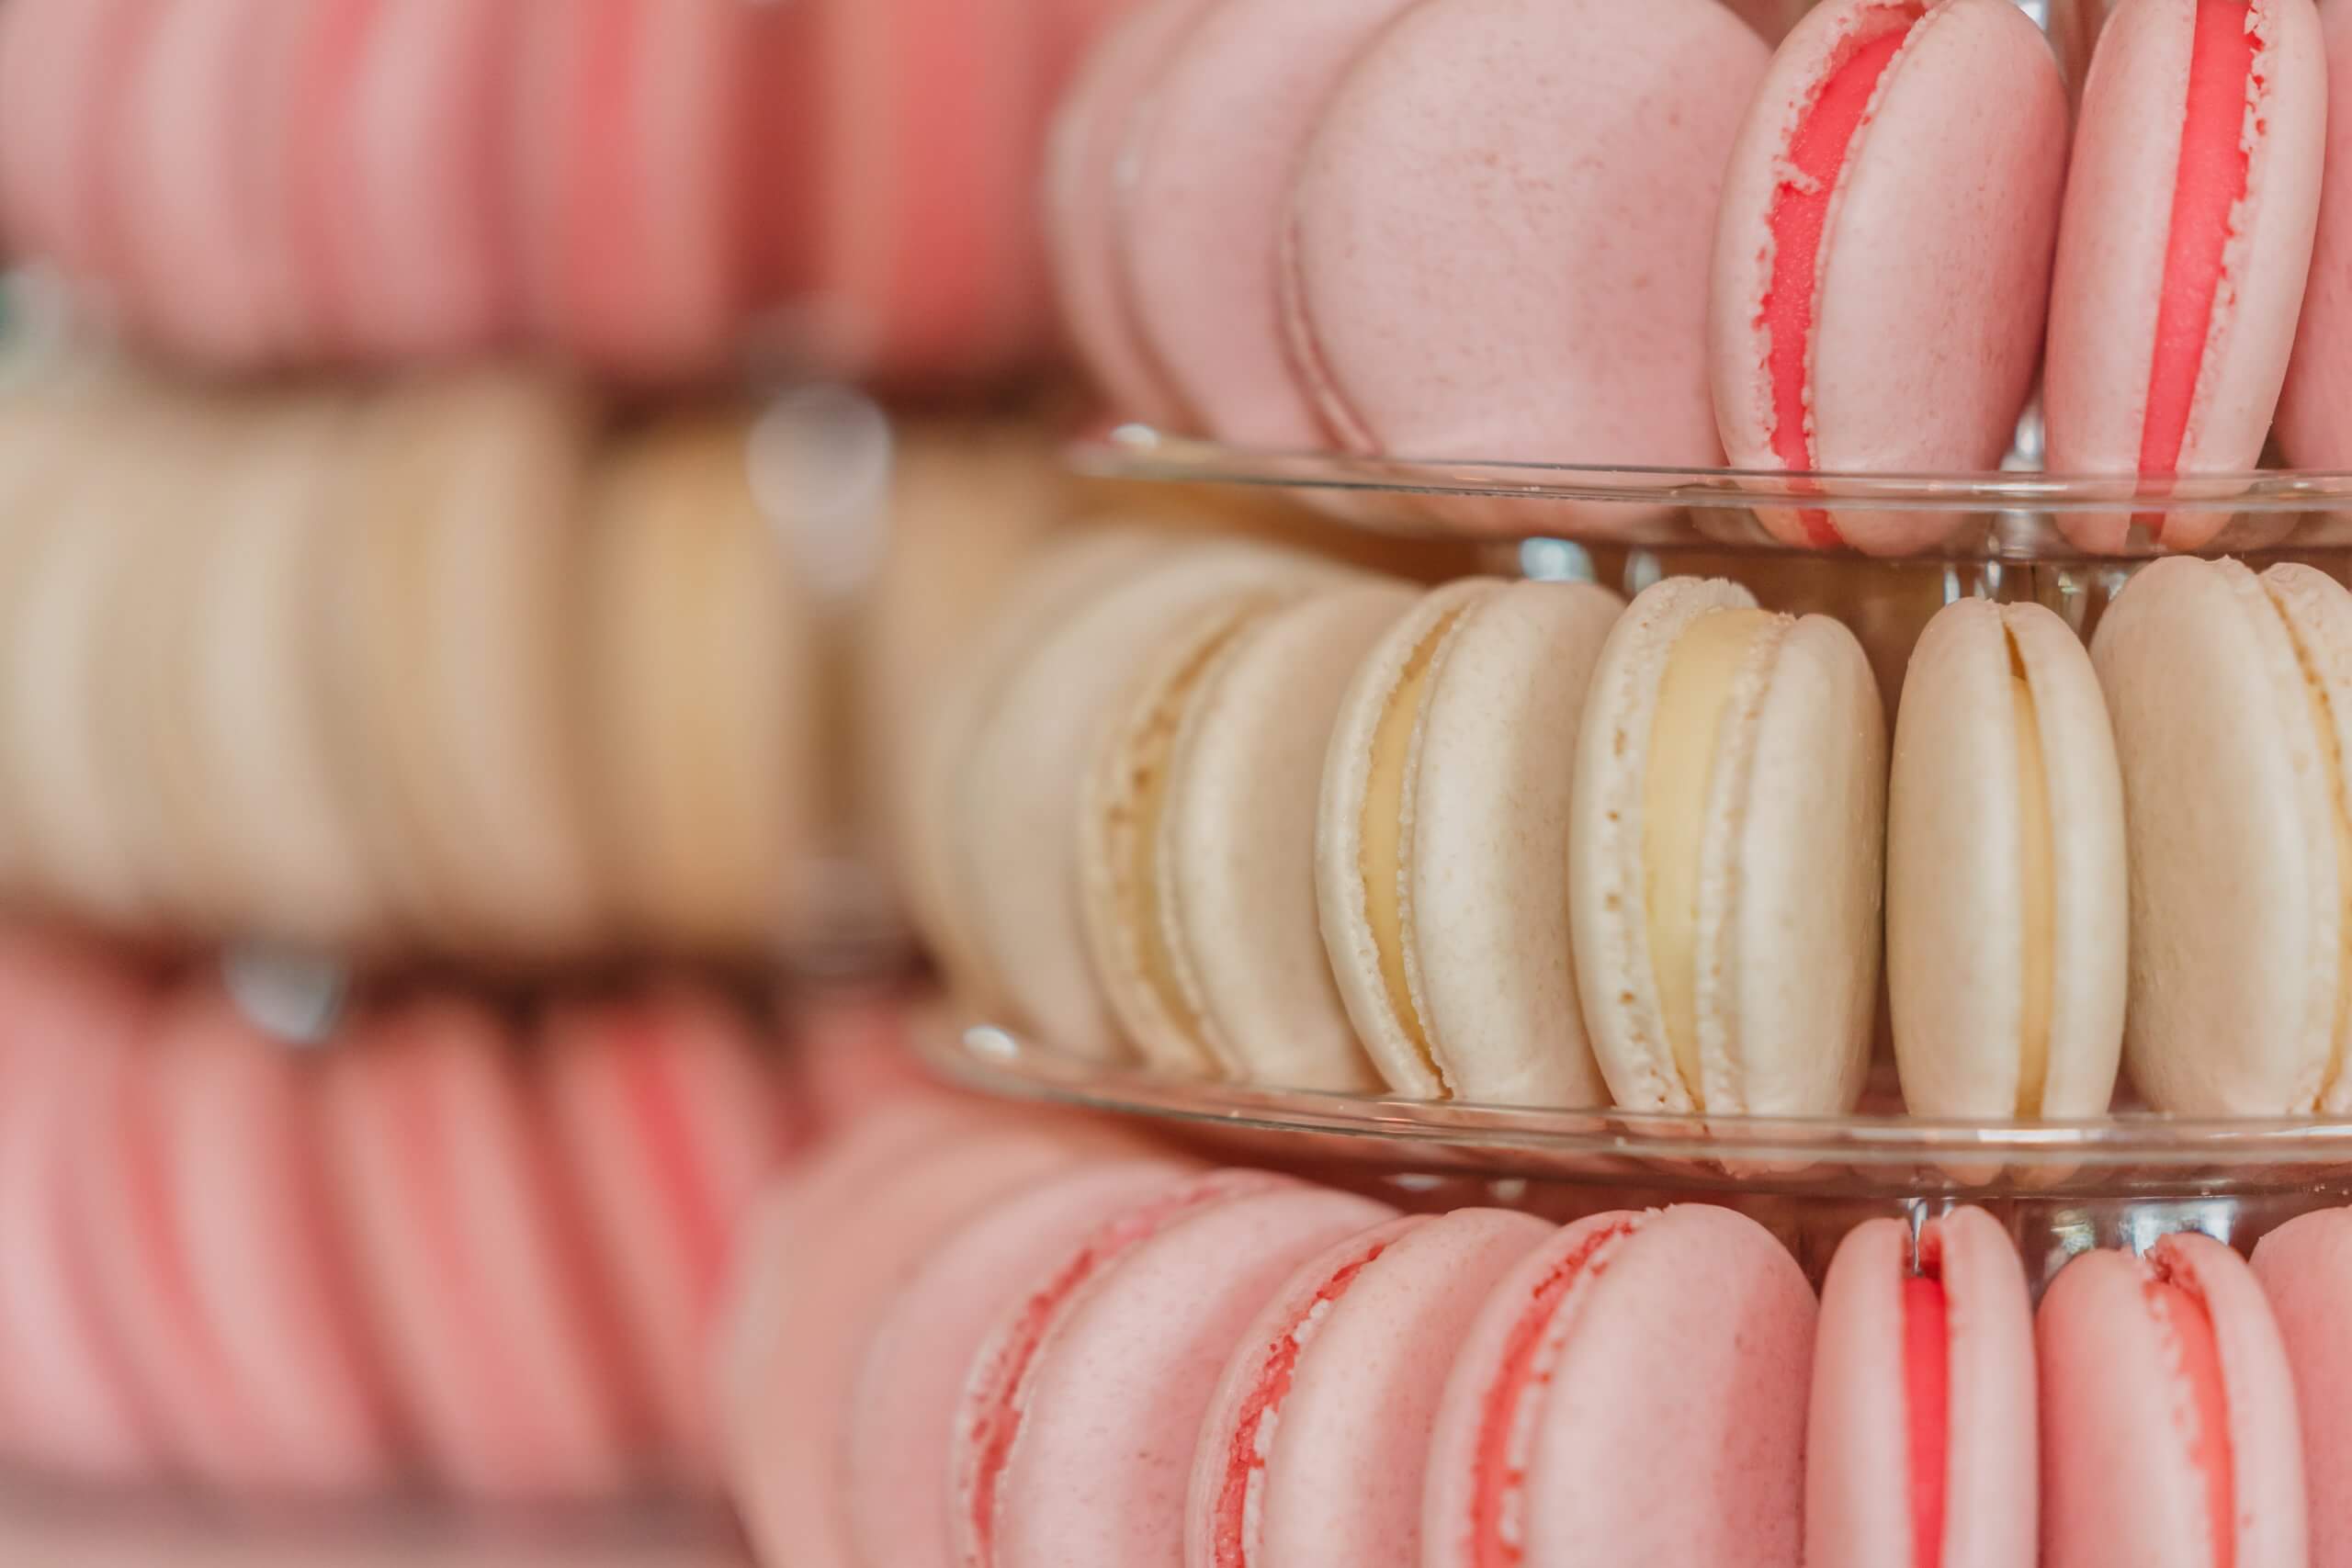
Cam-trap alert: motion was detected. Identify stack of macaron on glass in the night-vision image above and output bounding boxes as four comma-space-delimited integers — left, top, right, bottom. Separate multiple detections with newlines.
720, 1104, 2352, 1568
925, 526, 2352, 1126
1054, 0, 2352, 553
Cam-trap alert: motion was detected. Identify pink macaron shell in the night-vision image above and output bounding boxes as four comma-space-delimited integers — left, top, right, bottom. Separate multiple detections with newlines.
1806, 1210, 2036, 1568
2039, 1235, 2306, 1568
1042, 0, 1217, 424
1709, 0, 2067, 554
969, 1182, 1397, 1568
539, 986, 793, 1483
2043, 0, 2325, 551
1117, 0, 1417, 448
845, 1157, 1204, 1568
1184, 1207, 1555, 1568
2275, 0, 2352, 468
2251, 1208, 2352, 1568
0, 0, 150, 275
1285, 0, 1765, 495
321, 995, 638, 1500
1423, 1205, 1816, 1568
790, 993, 962, 1136
147, 984, 401, 1494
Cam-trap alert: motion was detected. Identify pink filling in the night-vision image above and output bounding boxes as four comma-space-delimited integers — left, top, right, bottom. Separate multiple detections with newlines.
1467, 1220, 1639, 1568
2146, 1271, 2235, 1568
1903, 1274, 1949, 1568
2140, 0, 2261, 502
1212, 1239, 1394, 1568
1759, 4, 1924, 548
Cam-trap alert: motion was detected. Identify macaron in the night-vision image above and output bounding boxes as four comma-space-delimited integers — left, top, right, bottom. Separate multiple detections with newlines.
1317, 580, 1623, 1106
1080, 581, 1412, 1086
2089, 557, 2352, 1114
2043, 0, 2327, 553
2039, 1233, 2305, 1568
0, 0, 153, 280
1183, 1207, 1554, 1568
1807, 1209, 2037, 1568
1888, 599, 2127, 1121
2249, 1206, 2352, 1568
1284, 0, 1766, 484
1421, 1205, 1816, 1568
1568, 578, 1887, 1116
2277, 0, 2352, 468
950, 1176, 1396, 1568
1116, 0, 1420, 447
1708, 0, 2068, 554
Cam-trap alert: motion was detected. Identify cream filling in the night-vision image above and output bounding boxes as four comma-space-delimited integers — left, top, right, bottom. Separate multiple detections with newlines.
2272, 590, 2352, 1108
1362, 610, 1465, 1089
1641, 609, 1777, 1102
2010, 642, 2055, 1117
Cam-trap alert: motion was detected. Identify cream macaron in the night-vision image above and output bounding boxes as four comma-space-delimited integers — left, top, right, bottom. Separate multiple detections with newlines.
1568, 577, 1886, 1117
2092, 556, 2352, 1115
1317, 579, 1624, 1106
1080, 580, 1415, 1088
1889, 599, 2127, 1121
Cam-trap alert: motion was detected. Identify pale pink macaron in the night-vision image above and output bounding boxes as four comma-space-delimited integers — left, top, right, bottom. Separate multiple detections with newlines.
0, 0, 153, 278
539, 984, 798, 1485
1117, 0, 1419, 447
2250, 1207, 2352, 1568
2039, 1233, 2306, 1568
844, 1157, 1204, 1568
1184, 1208, 1555, 1568
2043, 0, 2326, 552
952, 1175, 1396, 1568
2276, 0, 2352, 467
789, 992, 961, 1138
321, 991, 639, 1499
1284, 0, 1766, 490
1421, 1206, 1817, 1568
1708, 0, 2068, 553
1808, 1209, 2037, 1568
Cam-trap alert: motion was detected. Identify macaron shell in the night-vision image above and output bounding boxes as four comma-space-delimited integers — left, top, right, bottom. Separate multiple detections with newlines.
1185, 1207, 1554, 1568
2250, 1208, 2352, 1568
2277, 0, 2352, 466
983, 1185, 1398, 1568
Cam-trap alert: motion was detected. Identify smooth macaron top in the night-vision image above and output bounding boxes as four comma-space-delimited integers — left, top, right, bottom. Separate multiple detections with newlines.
1889, 598, 2127, 1121
2090, 556, 2352, 1114
2276, 0, 2352, 468
2250, 1206, 2352, 1568
1316, 578, 1623, 1108
1709, 0, 2067, 553
2043, 0, 2326, 506
1569, 576, 1886, 1116
1808, 1209, 2037, 1568
1284, 0, 1766, 470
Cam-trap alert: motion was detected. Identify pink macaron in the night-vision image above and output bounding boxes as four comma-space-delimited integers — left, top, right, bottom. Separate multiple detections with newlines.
2250, 1207, 2352, 1568
1708, 0, 2068, 553
1808, 1209, 2038, 1568
2042, 0, 2326, 552
952, 1175, 1396, 1568
2039, 1233, 2306, 1568
0, 0, 154, 281
2276, 0, 2352, 468
1421, 1205, 1817, 1568
1184, 1207, 1555, 1568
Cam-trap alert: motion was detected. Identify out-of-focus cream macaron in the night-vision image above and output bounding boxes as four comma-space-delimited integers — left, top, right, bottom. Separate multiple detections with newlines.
1568, 577, 1886, 1116
2093, 557, 2352, 1114
1889, 599, 2125, 1121
1317, 579, 1624, 1106
956, 537, 1356, 1055
1080, 580, 1415, 1087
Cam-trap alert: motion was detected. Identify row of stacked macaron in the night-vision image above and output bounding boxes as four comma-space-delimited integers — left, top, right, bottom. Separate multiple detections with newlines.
0, 922, 801, 1502
922, 528, 2352, 1123
0, 0, 1119, 383
718, 1100, 2352, 1568
0, 367, 817, 964
1056, 0, 2352, 551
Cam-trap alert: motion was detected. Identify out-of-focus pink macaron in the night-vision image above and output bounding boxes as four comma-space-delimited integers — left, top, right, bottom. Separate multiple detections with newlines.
790, 993, 959, 1138
2042, 0, 2326, 552
1708, 0, 2068, 554
1184, 1208, 1554, 1568
950, 1173, 1395, 1568
2276, 0, 2352, 468
1421, 1206, 1816, 1568
2039, 1233, 2305, 1568
1807, 1209, 2037, 1568
2251, 1208, 2352, 1568
1283, 0, 1765, 502
0, 0, 153, 279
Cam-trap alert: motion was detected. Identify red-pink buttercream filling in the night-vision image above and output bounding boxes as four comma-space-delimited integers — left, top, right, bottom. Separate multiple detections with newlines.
1466, 1219, 1639, 1568
1212, 1238, 1393, 1568
1903, 1273, 1950, 1568
1759, 3, 1924, 547
2145, 1269, 2235, 1568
